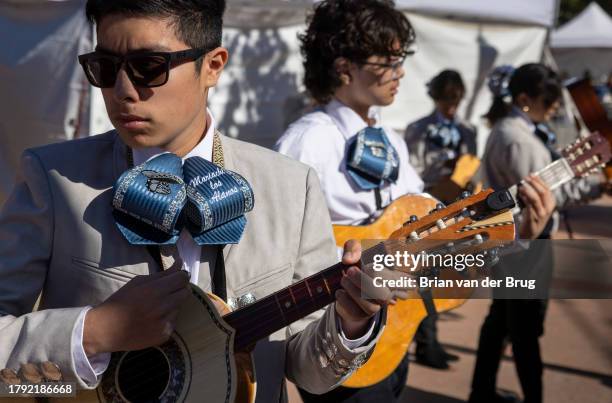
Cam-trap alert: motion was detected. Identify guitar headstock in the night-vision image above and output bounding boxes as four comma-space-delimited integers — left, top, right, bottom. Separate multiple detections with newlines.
381, 189, 516, 260
562, 132, 611, 178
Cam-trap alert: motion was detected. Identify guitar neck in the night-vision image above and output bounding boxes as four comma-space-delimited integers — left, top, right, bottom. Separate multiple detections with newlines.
507, 157, 575, 205
223, 243, 387, 351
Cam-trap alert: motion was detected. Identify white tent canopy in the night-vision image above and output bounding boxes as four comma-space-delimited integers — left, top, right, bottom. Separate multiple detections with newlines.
225, 0, 557, 27
551, 2, 612, 48
550, 2, 612, 80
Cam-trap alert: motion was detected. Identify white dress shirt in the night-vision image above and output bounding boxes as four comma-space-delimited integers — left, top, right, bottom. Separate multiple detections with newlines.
72, 109, 373, 385
276, 99, 424, 225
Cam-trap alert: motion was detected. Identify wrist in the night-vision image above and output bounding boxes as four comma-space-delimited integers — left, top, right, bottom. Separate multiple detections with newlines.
83, 307, 107, 357
339, 315, 372, 340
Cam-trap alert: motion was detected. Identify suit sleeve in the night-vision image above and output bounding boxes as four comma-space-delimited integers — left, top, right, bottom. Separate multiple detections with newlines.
283, 168, 385, 394
0, 151, 93, 389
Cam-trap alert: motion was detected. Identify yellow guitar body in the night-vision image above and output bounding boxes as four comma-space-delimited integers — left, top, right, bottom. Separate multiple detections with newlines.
1, 289, 255, 403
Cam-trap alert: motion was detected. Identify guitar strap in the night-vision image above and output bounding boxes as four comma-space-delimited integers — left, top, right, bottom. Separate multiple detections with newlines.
418, 288, 438, 317
126, 132, 228, 302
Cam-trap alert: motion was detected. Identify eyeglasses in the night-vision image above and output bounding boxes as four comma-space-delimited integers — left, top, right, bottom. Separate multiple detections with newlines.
361, 57, 407, 71
78, 48, 209, 88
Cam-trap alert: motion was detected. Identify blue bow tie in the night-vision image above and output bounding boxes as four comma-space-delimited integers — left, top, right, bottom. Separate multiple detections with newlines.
427, 121, 461, 149
346, 127, 400, 190
112, 153, 254, 246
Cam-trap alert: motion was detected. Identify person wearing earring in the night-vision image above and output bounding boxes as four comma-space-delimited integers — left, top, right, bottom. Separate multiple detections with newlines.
276, 1, 422, 401
469, 63, 603, 403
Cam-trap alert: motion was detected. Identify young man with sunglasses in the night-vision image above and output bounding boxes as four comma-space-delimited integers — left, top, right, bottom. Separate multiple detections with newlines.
276, 1, 422, 401
0, 1, 406, 401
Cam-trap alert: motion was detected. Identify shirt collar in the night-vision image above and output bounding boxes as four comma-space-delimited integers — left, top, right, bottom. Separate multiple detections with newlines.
325, 98, 380, 140
133, 109, 216, 166
510, 105, 536, 133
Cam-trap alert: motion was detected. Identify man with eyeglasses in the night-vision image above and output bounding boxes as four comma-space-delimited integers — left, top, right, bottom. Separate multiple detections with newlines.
276, 1, 423, 401
0, 1, 406, 402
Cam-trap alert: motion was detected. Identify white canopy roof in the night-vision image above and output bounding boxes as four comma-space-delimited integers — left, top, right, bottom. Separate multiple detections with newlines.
225, 0, 557, 28
551, 2, 612, 48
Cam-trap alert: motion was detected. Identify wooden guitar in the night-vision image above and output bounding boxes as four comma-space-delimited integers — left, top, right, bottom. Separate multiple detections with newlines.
340, 132, 611, 388
1, 188, 525, 403
566, 78, 612, 184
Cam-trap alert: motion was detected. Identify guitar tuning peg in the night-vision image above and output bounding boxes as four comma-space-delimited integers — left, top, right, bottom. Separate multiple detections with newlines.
410, 215, 418, 223
474, 234, 484, 244
436, 203, 445, 210
460, 191, 471, 199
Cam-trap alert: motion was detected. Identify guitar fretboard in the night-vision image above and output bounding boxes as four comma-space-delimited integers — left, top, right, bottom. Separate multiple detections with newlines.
223, 243, 388, 351
507, 158, 575, 204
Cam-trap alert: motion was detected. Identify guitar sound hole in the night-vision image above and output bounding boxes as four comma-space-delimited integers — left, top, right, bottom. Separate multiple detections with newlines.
117, 348, 170, 402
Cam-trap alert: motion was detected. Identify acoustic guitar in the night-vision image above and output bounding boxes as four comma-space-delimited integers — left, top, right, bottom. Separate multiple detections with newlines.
1, 188, 525, 403
339, 131, 611, 388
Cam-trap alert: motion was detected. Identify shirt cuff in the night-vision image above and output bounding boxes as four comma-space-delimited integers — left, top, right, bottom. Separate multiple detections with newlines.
71, 306, 111, 386
336, 311, 381, 351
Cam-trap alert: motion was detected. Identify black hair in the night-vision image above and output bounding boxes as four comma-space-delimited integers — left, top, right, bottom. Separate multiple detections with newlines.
85, 0, 226, 71
485, 63, 561, 126
299, 0, 415, 104
428, 69, 465, 101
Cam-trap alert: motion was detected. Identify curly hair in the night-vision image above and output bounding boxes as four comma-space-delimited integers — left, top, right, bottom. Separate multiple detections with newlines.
299, 0, 415, 104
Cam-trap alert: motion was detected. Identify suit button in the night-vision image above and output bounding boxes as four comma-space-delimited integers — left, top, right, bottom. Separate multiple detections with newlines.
19, 363, 43, 384
0, 368, 20, 384
41, 361, 62, 382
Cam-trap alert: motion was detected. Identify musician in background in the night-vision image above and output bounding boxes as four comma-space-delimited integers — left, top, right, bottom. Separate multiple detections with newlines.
404, 69, 476, 370
0, 1, 404, 402
470, 63, 602, 403
405, 69, 477, 194
277, 1, 422, 401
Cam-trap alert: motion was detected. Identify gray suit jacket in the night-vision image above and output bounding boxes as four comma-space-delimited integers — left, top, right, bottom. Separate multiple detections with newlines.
404, 111, 477, 189
0, 131, 381, 402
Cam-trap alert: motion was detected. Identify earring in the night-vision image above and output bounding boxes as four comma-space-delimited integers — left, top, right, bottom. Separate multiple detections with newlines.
522, 106, 530, 112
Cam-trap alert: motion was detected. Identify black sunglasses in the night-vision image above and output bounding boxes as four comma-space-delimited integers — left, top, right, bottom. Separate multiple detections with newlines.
78, 48, 209, 88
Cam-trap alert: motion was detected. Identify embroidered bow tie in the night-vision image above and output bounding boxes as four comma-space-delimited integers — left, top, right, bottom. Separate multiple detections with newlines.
427, 121, 461, 149
346, 126, 400, 190
112, 153, 254, 246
